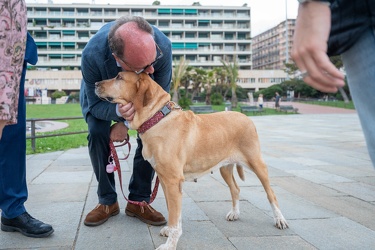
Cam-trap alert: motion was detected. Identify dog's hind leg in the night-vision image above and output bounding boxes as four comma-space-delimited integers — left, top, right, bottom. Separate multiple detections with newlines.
220, 165, 241, 221
247, 157, 288, 229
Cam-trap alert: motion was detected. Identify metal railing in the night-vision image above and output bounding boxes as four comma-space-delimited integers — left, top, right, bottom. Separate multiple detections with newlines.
26, 116, 87, 152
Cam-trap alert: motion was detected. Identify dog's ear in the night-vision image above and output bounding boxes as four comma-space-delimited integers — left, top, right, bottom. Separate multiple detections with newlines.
134, 74, 152, 108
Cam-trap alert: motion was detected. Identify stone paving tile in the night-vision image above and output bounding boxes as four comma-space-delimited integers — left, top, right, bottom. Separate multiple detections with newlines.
291, 217, 375, 249
229, 236, 317, 250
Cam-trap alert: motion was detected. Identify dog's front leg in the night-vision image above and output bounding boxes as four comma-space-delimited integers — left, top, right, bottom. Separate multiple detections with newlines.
156, 177, 183, 250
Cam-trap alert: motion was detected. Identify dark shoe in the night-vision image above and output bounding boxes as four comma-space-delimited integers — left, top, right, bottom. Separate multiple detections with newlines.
84, 202, 120, 226
1, 212, 54, 238
125, 202, 167, 226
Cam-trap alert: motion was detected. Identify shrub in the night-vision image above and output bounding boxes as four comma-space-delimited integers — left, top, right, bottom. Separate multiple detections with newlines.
178, 97, 192, 109
51, 90, 67, 99
211, 92, 223, 105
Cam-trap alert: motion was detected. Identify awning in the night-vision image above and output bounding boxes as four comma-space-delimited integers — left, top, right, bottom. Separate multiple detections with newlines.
185, 9, 198, 14
49, 54, 62, 58
62, 30, 75, 35
63, 42, 75, 46
49, 42, 61, 46
172, 43, 184, 49
171, 9, 183, 14
185, 43, 198, 49
62, 54, 75, 58
158, 9, 170, 14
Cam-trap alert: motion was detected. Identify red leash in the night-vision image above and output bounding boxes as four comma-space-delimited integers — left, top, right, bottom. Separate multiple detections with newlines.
107, 135, 160, 207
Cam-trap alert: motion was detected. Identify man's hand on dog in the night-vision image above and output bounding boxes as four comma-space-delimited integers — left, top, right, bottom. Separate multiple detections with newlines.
118, 103, 135, 121
110, 122, 128, 142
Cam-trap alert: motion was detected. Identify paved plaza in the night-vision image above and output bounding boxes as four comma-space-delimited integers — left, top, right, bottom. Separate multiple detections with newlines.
1, 110, 375, 249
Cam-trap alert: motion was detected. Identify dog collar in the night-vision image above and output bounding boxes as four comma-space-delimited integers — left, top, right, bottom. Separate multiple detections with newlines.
137, 102, 173, 134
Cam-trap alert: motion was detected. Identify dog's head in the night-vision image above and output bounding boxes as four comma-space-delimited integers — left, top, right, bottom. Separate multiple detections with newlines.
95, 71, 149, 106
95, 71, 171, 130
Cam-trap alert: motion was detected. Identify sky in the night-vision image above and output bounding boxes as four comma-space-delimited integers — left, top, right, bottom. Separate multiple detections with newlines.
26, 0, 299, 36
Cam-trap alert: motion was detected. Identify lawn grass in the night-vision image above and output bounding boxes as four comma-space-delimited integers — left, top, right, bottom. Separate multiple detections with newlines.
26, 104, 137, 154
301, 100, 355, 109
25, 102, 291, 154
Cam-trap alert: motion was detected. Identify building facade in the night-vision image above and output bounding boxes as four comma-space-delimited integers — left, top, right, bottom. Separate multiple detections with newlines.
26, 3, 252, 70
25, 3, 287, 100
252, 19, 295, 70
25, 69, 286, 100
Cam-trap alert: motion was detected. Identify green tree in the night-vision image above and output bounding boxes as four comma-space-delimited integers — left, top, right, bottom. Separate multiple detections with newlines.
189, 67, 207, 102
204, 70, 216, 105
221, 59, 239, 108
152, 1, 160, 5
212, 67, 228, 98
51, 90, 67, 99
256, 85, 283, 100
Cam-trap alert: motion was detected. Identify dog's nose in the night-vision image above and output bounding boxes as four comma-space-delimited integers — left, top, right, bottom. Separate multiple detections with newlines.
95, 82, 100, 87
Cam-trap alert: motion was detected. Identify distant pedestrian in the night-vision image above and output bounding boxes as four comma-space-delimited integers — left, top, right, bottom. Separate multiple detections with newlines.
258, 94, 264, 109
275, 92, 281, 110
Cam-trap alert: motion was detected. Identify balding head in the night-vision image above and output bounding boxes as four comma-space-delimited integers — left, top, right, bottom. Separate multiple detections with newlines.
108, 16, 158, 73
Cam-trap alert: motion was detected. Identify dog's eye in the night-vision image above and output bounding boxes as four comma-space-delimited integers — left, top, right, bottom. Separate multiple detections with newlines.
116, 74, 122, 80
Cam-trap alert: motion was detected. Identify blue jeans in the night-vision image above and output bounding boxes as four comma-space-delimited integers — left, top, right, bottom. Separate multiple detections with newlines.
342, 26, 375, 168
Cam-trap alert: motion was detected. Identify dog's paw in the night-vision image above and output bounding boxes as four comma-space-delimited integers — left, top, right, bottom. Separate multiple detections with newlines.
226, 208, 240, 221
159, 226, 169, 237
155, 243, 169, 250
275, 217, 289, 229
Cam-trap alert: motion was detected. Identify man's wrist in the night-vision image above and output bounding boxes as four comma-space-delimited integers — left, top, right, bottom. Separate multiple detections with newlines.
124, 120, 129, 129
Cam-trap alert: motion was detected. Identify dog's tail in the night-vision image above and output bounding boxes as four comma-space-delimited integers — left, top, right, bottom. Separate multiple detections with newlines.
236, 165, 245, 181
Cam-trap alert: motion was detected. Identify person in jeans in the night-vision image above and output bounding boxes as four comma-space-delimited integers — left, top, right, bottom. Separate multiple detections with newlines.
292, 0, 375, 168
80, 15, 172, 226
0, 0, 54, 237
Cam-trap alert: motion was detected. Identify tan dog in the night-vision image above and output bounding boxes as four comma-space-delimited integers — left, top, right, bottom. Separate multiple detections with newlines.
95, 72, 288, 250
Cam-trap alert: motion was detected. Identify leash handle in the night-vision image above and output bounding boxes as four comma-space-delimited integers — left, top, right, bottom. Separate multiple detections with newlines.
109, 138, 159, 207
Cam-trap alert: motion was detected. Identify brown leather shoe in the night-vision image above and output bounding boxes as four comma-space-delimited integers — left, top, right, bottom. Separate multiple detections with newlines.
125, 202, 167, 226
84, 202, 120, 226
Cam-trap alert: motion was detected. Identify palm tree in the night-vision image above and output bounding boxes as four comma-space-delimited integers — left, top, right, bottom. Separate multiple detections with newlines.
181, 66, 194, 98
190, 67, 207, 102
213, 67, 228, 97
172, 57, 189, 103
221, 59, 239, 108
204, 70, 215, 105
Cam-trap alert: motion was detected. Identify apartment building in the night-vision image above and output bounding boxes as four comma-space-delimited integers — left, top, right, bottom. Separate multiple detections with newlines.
252, 19, 296, 70
26, 3, 252, 70
24, 3, 287, 99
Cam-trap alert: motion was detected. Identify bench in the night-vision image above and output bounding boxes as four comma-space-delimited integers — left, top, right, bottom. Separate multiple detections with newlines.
240, 105, 264, 115
189, 105, 215, 113
279, 105, 298, 113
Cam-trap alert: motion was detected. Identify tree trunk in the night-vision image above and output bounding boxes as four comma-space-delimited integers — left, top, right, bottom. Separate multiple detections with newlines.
172, 88, 179, 103
338, 87, 350, 103
231, 86, 238, 108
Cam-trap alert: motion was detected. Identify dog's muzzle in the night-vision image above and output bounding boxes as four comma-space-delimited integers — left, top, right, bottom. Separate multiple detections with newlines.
95, 82, 114, 103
